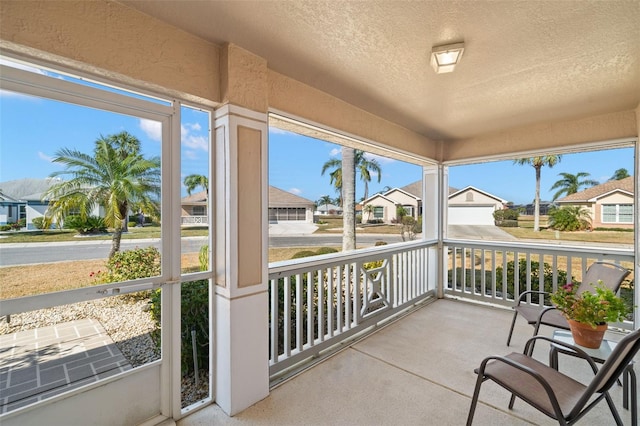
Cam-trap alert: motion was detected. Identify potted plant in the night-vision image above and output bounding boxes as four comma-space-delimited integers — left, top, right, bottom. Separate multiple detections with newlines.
551, 281, 630, 348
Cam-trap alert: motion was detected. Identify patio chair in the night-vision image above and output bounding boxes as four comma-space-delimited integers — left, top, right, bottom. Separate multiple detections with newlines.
467, 329, 640, 425
506, 261, 630, 347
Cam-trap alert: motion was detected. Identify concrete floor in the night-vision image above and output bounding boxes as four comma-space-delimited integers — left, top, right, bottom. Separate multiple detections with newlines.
178, 299, 638, 426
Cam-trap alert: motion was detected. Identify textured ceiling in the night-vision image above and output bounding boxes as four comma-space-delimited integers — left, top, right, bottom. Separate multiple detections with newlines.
120, 0, 640, 141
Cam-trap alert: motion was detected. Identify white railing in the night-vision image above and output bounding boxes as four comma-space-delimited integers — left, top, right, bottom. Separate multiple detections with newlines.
181, 215, 207, 226
444, 239, 635, 329
268, 240, 437, 379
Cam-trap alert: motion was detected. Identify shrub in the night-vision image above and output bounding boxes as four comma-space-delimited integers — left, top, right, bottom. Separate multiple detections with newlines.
291, 250, 317, 259
316, 247, 339, 255
494, 209, 519, 226
198, 245, 209, 271
496, 259, 571, 301
10, 219, 26, 230
92, 246, 161, 283
32, 217, 46, 230
374, 240, 388, 246
548, 206, 591, 231
150, 279, 209, 376
64, 215, 108, 234
400, 216, 420, 241
0, 225, 11, 231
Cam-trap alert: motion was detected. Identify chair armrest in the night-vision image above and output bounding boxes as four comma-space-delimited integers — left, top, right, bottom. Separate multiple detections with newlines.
523, 335, 599, 374
514, 289, 550, 306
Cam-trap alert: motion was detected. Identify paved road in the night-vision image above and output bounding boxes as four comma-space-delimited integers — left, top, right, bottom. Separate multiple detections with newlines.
0, 234, 402, 266
0, 238, 205, 266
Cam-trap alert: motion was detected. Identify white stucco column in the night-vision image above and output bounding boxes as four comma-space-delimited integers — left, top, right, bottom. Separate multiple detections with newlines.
634, 104, 640, 329
423, 164, 445, 297
213, 103, 269, 415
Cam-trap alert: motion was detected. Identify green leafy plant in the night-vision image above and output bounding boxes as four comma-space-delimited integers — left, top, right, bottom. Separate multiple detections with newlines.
32, 216, 46, 230
547, 206, 591, 231
91, 246, 160, 283
551, 281, 630, 328
64, 215, 108, 234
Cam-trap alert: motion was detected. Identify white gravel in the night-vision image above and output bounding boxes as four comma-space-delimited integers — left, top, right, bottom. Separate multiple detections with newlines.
0, 293, 210, 406
0, 294, 160, 367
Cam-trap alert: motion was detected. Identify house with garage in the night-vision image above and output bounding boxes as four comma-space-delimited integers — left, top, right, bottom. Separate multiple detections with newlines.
362, 181, 506, 225
268, 186, 315, 223
181, 186, 315, 225
555, 176, 634, 230
448, 186, 508, 226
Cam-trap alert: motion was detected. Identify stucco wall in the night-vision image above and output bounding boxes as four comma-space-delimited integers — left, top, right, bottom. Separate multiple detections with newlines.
0, 0, 221, 106
445, 110, 638, 162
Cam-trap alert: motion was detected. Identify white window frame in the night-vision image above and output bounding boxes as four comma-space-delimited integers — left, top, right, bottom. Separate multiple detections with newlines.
602, 203, 634, 224
0, 60, 215, 420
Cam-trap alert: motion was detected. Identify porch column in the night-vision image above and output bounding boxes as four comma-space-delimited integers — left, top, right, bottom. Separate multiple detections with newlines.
213, 44, 269, 416
634, 104, 640, 328
423, 164, 445, 298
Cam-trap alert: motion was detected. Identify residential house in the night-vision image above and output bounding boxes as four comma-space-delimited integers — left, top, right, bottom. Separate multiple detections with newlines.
555, 176, 634, 230
0, 178, 102, 229
314, 203, 342, 216
362, 181, 506, 225
181, 186, 315, 225
181, 190, 208, 226
268, 186, 315, 223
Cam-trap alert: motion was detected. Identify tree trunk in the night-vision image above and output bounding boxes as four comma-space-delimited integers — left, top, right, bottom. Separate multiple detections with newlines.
110, 220, 123, 259
534, 165, 541, 232
342, 147, 356, 252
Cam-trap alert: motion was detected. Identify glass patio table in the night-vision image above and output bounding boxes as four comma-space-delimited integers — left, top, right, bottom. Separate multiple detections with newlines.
550, 329, 636, 426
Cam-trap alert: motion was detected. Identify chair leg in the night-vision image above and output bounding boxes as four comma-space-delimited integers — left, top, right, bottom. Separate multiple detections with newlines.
508, 393, 516, 409
466, 374, 485, 426
603, 391, 624, 426
506, 310, 519, 346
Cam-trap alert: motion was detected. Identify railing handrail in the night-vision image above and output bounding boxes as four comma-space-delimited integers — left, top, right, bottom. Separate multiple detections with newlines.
444, 238, 633, 257
269, 238, 436, 275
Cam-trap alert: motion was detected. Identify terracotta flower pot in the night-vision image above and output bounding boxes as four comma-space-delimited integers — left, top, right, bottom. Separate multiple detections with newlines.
567, 319, 607, 349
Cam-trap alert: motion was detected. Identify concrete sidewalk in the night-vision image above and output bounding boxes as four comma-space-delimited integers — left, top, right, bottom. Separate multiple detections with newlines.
0, 318, 131, 414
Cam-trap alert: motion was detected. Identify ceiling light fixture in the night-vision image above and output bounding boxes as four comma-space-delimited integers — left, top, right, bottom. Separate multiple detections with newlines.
430, 42, 464, 74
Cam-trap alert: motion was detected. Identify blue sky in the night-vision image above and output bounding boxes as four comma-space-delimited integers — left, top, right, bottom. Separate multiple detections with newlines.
0, 60, 634, 204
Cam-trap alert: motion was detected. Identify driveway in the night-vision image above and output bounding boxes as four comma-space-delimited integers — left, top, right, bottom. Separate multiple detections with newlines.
447, 225, 518, 241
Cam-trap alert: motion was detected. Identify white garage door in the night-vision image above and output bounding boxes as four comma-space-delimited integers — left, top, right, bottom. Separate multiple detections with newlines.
448, 206, 495, 225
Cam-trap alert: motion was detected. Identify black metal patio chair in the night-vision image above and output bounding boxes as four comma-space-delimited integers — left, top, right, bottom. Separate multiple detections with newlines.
506, 261, 630, 347
467, 328, 640, 425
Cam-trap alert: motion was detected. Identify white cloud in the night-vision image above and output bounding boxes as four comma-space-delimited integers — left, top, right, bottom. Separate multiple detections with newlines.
181, 124, 208, 151
139, 119, 162, 141
186, 122, 202, 132
329, 148, 341, 157
184, 150, 198, 160
38, 151, 54, 162
183, 135, 208, 151
288, 187, 302, 195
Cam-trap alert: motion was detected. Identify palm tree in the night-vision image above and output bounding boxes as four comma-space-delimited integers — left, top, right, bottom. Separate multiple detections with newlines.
356, 151, 382, 201
320, 157, 343, 202
317, 195, 333, 214
550, 172, 599, 201
44, 131, 160, 258
341, 147, 356, 251
321, 150, 383, 203
184, 174, 209, 196
514, 155, 561, 232
609, 168, 630, 181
